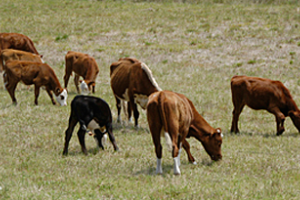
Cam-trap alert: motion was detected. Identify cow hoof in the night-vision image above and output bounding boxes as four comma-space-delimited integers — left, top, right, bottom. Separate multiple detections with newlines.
192, 161, 197, 165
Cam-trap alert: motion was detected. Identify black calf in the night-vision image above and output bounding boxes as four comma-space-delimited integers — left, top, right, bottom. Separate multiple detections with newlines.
63, 95, 119, 155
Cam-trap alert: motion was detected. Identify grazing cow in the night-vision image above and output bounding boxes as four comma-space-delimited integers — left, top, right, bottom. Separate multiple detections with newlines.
147, 90, 223, 175
64, 51, 99, 95
110, 57, 162, 127
4, 60, 67, 106
230, 75, 300, 135
63, 95, 119, 155
0, 33, 42, 71
1, 49, 43, 71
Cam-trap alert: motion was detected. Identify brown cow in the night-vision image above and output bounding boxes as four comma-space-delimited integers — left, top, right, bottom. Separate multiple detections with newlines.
0, 33, 42, 71
110, 57, 162, 127
4, 60, 67, 106
147, 90, 223, 175
1, 49, 43, 71
64, 51, 99, 95
230, 75, 300, 135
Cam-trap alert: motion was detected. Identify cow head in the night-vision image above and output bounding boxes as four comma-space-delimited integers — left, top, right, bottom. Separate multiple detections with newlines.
80, 80, 95, 95
54, 88, 68, 106
289, 110, 300, 132
202, 128, 223, 161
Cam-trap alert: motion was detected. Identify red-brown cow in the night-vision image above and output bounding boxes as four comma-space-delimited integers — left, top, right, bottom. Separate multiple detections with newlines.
1, 49, 43, 71
0, 33, 42, 71
64, 51, 99, 95
147, 90, 223, 175
230, 75, 300, 135
110, 57, 162, 127
4, 60, 67, 106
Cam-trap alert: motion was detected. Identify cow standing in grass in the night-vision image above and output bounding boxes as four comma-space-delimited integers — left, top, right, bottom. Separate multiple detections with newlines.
230, 75, 300, 135
64, 51, 99, 95
4, 60, 67, 106
63, 95, 119, 155
147, 90, 223, 175
110, 57, 162, 127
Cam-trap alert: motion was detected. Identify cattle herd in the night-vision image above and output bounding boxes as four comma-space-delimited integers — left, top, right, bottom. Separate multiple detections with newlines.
1, 32, 300, 175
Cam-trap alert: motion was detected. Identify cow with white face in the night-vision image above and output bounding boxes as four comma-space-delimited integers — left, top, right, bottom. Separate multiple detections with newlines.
54, 89, 68, 106
4, 60, 68, 106
110, 57, 162, 127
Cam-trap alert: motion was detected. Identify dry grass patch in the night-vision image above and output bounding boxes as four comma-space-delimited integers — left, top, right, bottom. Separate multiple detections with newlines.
1, 0, 300, 199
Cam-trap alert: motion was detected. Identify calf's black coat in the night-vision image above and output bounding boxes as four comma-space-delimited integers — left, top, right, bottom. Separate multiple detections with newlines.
63, 95, 119, 155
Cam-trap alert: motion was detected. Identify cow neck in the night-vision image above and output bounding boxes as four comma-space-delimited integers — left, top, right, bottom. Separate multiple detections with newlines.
286, 97, 300, 112
48, 76, 61, 96
189, 108, 215, 142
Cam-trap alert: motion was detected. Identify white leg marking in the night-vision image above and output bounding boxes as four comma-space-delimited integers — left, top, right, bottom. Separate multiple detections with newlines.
173, 156, 181, 175
101, 134, 107, 147
156, 158, 163, 174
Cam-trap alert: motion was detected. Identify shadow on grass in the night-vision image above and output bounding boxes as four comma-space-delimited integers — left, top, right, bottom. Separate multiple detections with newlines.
134, 160, 217, 176
134, 164, 174, 176
226, 130, 300, 138
61, 146, 107, 157
112, 121, 150, 133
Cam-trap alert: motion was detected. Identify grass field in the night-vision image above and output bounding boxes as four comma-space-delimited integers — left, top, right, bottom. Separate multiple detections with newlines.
1, 0, 300, 199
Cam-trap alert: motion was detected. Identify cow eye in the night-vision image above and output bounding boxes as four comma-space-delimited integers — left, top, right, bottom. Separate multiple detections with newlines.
61, 96, 64, 100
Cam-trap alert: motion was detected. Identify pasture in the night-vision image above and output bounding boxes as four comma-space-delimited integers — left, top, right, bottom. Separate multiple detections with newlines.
1, 0, 300, 199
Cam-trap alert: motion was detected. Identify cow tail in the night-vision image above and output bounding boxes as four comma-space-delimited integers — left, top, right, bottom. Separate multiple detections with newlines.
158, 93, 172, 151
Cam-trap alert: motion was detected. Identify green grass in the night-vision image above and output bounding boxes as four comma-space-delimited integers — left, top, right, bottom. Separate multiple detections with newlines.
1, 0, 300, 199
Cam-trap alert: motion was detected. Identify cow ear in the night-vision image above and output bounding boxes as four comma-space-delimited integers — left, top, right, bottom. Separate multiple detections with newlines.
213, 128, 223, 138
88, 81, 95, 86
55, 88, 61, 95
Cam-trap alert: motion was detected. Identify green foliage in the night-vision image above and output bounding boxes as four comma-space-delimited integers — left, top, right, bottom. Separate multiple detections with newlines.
1, 0, 300, 199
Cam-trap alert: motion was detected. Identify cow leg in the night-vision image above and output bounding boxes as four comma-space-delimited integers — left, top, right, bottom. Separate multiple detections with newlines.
182, 139, 197, 164
5, 81, 18, 104
106, 124, 119, 151
115, 97, 122, 123
77, 128, 88, 155
230, 103, 245, 133
94, 129, 105, 150
268, 108, 285, 135
147, 104, 163, 174
129, 100, 139, 127
45, 87, 56, 105
63, 116, 78, 155
153, 134, 163, 174
74, 74, 80, 93
63, 71, 71, 89
127, 102, 132, 122
172, 135, 181, 175
34, 85, 41, 105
